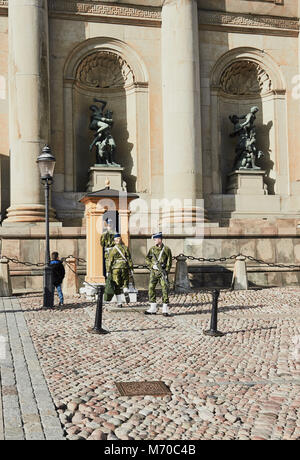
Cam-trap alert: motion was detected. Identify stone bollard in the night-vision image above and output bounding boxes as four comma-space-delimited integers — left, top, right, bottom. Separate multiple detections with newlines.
174, 255, 191, 293
0, 258, 12, 297
232, 255, 248, 290
63, 257, 79, 296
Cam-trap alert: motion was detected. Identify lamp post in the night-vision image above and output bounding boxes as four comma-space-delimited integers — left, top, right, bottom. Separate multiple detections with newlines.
37, 145, 56, 308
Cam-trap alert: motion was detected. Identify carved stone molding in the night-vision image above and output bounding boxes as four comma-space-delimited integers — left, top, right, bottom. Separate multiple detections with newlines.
254, 0, 283, 3
48, 0, 161, 25
76, 51, 135, 89
0, 0, 8, 13
211, 47, 285, 94
220, 60, 273, 95
199, 10, 299, 36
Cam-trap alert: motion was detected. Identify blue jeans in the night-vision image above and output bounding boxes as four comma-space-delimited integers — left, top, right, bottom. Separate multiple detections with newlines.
55, 284, 64, 304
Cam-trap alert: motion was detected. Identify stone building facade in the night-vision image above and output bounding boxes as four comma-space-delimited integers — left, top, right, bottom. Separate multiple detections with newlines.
1, 0, 300, 290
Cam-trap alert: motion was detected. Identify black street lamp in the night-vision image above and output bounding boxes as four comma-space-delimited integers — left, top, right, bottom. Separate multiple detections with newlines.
37, 145, 56, 308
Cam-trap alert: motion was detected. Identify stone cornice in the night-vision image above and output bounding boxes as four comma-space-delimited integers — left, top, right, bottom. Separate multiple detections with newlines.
199, 10, 299, 37
254, 0, 283, 3
1, 1, 298, 36
48, 0, 161, 26
46, 2, 300, 36
0, 0, 7, 16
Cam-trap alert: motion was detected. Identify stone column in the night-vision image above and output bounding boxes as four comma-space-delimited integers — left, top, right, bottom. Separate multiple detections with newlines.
162, 0, 203, 230
161, 0, 205, 229
5, 0, 51, 223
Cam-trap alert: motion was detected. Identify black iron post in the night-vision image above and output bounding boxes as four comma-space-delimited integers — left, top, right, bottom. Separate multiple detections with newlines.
88, 286, 109, 335
37, 145, 56, 308
43, 178, 54, 308
204, 289, 224, 337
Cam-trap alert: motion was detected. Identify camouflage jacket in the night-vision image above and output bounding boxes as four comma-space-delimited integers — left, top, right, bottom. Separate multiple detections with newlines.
107, 244, 134, 272
100, 231, 115, 258
145, 244, 172, 273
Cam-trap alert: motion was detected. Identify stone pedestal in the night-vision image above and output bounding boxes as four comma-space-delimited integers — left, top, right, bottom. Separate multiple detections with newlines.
174, 255, 191, 293
232, 256, 248, 290
63, 257, 79, 296
227, 170, 266, 195
0, 258, 12, 297
86, 165, 124, 192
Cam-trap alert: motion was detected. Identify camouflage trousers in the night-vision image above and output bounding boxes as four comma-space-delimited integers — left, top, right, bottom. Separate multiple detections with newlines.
111, 268, 130, 295
104, 257, 110, 275
148, 270, 169, 304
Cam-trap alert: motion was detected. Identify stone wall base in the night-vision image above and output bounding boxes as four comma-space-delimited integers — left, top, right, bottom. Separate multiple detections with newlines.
1, 220, 300, 293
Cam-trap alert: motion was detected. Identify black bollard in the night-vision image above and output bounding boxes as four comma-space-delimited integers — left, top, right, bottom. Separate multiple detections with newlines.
88, 285, 110, 335
43, 264, 54, 308
204, 289, 225, 337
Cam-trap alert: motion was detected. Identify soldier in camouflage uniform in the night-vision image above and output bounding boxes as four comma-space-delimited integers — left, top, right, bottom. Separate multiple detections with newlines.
107, 233, 134, 306
100, 218, 115, 275
145, 232, 172, 317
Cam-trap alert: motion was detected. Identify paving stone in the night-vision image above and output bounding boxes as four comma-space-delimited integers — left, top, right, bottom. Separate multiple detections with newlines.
0, 298, 64, 440
4, 288, 300, 440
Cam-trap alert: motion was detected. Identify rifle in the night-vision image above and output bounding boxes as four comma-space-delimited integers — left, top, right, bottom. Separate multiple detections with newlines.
152, 251, 169, 290
114, 245, 136, 290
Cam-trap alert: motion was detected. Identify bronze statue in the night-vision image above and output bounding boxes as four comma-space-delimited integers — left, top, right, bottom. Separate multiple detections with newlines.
229, 106, 263, 170
89, 99, 120, 166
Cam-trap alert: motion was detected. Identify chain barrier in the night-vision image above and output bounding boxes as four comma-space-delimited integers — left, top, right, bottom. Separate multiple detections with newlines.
239, 255, 300, 270
2, 251, 296, 337
61, 255, 87, 264
0, 255, 45, 267
1, 253, 300, 270
0, 254, 87, 268
133, 253, 300, 271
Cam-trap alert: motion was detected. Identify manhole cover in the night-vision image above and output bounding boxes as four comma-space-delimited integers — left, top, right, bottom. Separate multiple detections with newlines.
116, 381, 171, 397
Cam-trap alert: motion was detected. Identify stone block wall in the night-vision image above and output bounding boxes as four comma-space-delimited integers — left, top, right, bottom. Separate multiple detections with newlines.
1, 219, 300, 293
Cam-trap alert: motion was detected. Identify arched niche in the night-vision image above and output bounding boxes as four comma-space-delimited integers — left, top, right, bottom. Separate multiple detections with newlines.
63, 38, 150, 193
210, 47, 288, 197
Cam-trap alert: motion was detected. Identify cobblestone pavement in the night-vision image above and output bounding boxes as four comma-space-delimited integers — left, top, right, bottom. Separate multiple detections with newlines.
7, 288, 300, 440
0, 297, 64, 440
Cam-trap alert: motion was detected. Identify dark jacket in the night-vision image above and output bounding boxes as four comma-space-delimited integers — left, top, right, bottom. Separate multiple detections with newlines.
50, 260, 65, 287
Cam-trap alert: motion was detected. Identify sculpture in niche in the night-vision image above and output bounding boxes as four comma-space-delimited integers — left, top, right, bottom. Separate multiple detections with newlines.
78, 51, 136, 166
89, 99, 120, 167
220, 60, 272, 96
229, 106, 264, 170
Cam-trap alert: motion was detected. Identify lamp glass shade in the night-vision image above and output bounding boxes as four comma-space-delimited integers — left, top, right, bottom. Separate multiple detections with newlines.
38, 159, 56, 179
37, 146, 56, 179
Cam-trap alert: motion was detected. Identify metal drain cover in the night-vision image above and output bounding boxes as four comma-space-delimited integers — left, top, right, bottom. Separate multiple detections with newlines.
116, 381, 171, 397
